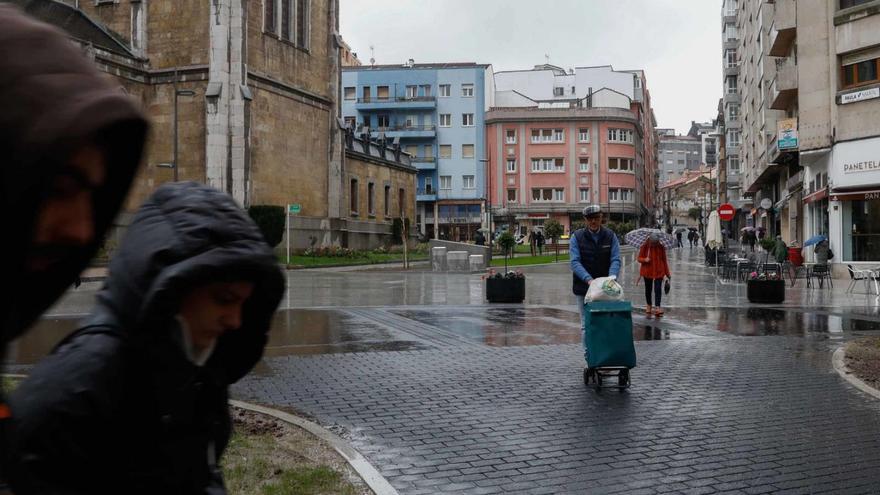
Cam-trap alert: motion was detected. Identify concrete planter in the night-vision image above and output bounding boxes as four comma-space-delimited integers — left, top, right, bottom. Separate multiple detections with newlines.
486, 277, 525, 303
747, 279, 785, 304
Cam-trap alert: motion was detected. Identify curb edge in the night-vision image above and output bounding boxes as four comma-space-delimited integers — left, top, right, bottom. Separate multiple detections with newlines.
229, 399, 399, 495
831, 346, 880, 401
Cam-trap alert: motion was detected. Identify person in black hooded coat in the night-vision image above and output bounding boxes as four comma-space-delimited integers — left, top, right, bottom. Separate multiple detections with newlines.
7, 182, 285, 494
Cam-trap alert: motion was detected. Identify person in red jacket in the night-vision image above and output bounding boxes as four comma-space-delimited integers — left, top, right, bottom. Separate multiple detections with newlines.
637, 233, 671, 316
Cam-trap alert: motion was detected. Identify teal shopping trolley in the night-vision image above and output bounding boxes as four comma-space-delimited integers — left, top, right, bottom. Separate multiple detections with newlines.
582, 300, 636, 390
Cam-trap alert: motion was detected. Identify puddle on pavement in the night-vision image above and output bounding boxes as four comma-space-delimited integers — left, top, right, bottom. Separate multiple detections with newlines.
14, 305, 879, 366
3, 310, 432, 366
671, 306, 880, 337
389, 307, 674, 346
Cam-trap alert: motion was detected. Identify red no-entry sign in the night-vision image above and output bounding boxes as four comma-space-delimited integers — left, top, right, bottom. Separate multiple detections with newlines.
718, 203, 735, 221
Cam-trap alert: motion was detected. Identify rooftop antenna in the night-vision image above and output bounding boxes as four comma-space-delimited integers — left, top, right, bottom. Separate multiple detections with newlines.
369, 45, 375, 67
545, 53, 550, 65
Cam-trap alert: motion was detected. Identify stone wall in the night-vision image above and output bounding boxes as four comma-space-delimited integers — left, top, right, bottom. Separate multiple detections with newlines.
248, 86, 331, 217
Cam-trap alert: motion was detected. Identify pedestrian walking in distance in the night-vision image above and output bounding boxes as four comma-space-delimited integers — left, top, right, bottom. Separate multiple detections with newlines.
7, 182, 284, 494
637, 233, 671, 317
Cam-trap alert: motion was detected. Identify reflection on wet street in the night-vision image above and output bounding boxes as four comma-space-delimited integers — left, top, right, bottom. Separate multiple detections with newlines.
7, 248, 880, 367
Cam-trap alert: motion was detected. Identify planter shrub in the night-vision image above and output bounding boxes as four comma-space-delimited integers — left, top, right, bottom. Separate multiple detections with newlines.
747, 279, 785, 304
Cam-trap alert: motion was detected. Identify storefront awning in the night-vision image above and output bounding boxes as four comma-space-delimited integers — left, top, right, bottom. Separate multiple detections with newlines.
802, 187, 828, 204
829, 188, 880, 202
774, 192, 793, 210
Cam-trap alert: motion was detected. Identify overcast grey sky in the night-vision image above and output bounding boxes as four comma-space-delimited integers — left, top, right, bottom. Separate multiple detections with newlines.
340, 0, 722, 135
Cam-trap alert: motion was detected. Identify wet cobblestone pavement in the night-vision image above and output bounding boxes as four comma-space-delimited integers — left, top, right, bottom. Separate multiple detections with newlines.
12, 248, 880, 493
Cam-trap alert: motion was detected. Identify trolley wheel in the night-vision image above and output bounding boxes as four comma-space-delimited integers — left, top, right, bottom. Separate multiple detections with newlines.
583, 367, 595, 386
618, 369, 630, 388
596, 373, 603, 390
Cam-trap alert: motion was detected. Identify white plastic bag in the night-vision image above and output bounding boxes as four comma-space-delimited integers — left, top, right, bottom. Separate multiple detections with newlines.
585, 276, 624, 303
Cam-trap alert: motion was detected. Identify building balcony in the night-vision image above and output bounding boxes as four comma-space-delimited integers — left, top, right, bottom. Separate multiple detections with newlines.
769, 58, 798, 110
723, 64, 740, 77
355, 96, 436, 111
769, 0, 796, 56
416, 187, 436, 202
411, 156, 437, 170
372, 125, 436, 140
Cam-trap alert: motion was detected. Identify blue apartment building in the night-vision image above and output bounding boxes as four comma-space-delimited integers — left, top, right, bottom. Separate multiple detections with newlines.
342, 63, 493, 240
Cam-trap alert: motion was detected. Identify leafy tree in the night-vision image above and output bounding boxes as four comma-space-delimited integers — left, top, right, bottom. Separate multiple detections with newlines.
544, 219, 564, 262
247, 205, 285, 248
496, 231, 516, 272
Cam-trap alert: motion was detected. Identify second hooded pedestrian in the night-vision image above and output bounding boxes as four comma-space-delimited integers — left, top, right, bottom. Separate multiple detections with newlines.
7, 182, 285, 494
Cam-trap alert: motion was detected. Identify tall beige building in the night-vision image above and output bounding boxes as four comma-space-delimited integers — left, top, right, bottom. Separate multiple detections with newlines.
734, 0, 880, 273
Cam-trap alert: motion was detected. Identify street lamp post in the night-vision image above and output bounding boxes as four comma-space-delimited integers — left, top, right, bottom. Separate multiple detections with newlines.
172, 68, 196, 182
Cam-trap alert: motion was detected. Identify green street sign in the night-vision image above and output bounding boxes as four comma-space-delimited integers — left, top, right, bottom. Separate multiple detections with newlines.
288, 203, 301, 214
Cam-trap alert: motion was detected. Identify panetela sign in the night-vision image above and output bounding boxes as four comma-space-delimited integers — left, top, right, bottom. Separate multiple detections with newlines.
844, 159, 880, 174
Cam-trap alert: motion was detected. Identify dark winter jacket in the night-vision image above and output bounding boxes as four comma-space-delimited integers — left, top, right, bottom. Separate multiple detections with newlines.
7, 183, 285, 494
0, 4, 148, 344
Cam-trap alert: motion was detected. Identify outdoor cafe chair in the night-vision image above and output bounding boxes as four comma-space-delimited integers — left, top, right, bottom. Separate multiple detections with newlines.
846, 264, 875, 294
810, 264, 833, 289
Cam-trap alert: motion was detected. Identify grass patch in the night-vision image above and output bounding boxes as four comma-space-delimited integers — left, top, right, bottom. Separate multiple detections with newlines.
224, 409, 366, 495
491, 253, 569, 267
284, 252, 428, 268
845, 337, 880, 390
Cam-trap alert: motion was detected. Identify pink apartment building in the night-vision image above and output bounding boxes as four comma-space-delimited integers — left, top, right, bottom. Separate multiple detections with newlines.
487, 65, 657, 235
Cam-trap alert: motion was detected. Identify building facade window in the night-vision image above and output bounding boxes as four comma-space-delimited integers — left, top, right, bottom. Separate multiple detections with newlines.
439, 84, 450, 97
463, 175, 475, 189
439, 114, 451, 127
398, 188, 404, 217
505, 129, 516, 144
531, 188, 564, 202
265, 0, 277, 34
461, 83, 474, 97
579, 188, 590, 202
726, 76, 737, 94
343, 87, 355, 100
507, 189, 517, 203
727, 130, 741, 146
424, 177, 433, 194
350, 178, 358, 214
608, 157, 634, 172
295, 0, 309, 48
531, 158, 565, 172
728, 156, 740, 173
420, 84, 431, 97
727, 103, 740, 121
530, 128, 564, 143
368, 182, 375, 215
553, 87, 564, 96
840, 0, 873, 9
377, 114, 390, 128
440, 176, 452, 190
462, 144, 474, 158
439, 145, 452, 159
506, 159, 516, 173
579, 158, 590, 172
462, 113, 474, 127
726, 49, 737, 68
609, 188, 634, 202
384, 186, 391, 216
344, 116, 356, 129
377, 86, 389, 99
578, 128, 590, 142
607, 128, 634, 144
842, 56, 880, 89
406, 85, 417, 98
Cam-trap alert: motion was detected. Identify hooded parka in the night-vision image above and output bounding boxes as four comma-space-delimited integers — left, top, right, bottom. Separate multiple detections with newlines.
0, 4, 148, 344
7, 182, 285, 494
